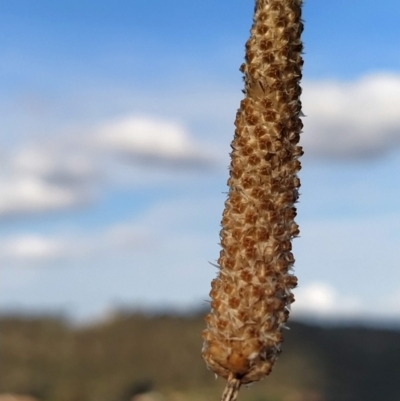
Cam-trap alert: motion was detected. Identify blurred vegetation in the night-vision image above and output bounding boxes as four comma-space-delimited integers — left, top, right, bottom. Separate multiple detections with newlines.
1, 311, 400, 401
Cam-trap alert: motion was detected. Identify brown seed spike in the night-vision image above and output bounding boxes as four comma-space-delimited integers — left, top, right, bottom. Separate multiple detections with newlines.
202, 1, 304, 400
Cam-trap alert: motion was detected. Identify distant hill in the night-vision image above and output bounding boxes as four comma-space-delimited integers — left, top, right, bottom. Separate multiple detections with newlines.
1, 312, 400, 401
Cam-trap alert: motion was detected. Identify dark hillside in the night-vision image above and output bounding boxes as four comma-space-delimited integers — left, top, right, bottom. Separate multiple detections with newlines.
1, 313, 399, 401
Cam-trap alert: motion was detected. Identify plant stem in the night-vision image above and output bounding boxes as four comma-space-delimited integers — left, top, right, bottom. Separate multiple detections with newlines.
220, 374, 241, 401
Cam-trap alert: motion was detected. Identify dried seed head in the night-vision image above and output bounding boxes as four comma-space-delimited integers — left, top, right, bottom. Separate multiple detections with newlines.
202, 0, 304, 390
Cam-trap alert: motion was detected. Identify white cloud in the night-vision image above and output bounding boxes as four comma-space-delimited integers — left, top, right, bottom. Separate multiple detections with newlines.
1, 235, 65, 262
94, 73, 400, 162
290, 212, 400, 323
302, 73, 400, 158
11, 147, 95, 185
0, 217, 159, 267
0, 176, 85, 216
0, 196, 220, 321
0, 145, 97, 218
2, 194, 400, 323
97, 115, 216, 168
292, 282, 362, 318
291, 281, 400, 324
4, 71, 400, 219
0, 114, 221, 218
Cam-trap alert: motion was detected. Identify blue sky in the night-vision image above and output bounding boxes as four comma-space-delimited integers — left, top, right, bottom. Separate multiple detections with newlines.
1, 0, 400, 325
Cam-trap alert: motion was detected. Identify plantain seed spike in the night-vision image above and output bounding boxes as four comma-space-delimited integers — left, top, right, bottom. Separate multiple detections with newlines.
202, 0, 304, 398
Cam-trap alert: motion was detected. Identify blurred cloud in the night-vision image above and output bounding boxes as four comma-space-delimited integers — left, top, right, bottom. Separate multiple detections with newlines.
96, 115, 217, 168
0, 193, 194, 266
0, 195, 221, 319
2, 192, 400, 322
0, 114, 219, 219
292, 282, 362, 318
0, 176, 87, 217
0, 146, 95, 218
105, 73, 400, 163
292, 281, 400, 323
0, 223, 153, 268
11, 147, 95, 187
0, 235, 65, 262
302, 73, 400, 159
